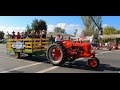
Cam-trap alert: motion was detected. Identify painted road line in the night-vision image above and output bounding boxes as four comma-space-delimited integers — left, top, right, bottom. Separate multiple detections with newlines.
95, 51, 112, 55
36, 66, 59, 73
0, 63, 42, 73
36, 58, 86, 73
0, 50, 119, 73
96, 50, 120, 55
0, 54, 35, 64
35, 50, 116, 73
76, 51, 112, 61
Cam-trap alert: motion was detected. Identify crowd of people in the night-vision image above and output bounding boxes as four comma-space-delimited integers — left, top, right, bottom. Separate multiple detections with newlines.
91, 42, 120, 50
7, 30, 46, 39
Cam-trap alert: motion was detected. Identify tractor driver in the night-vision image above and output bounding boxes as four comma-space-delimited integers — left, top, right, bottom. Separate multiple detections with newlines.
55, 34, 62, 43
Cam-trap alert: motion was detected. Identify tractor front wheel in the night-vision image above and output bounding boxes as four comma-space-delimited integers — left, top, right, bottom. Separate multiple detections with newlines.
47, 44, 66, 66
87, 57, 100, 69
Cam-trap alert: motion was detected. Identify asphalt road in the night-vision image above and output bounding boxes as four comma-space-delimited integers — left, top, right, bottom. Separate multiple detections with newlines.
0, 44, 120, 73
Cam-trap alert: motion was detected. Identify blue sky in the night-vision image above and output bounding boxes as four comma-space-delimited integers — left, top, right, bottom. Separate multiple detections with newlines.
102, 16, 120, 29
0, 16, 120, 34
0, 16, 82, 27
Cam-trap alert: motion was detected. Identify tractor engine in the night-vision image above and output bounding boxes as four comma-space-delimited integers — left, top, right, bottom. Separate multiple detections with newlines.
62, 40, 93, 58
62, 40, 78, 55
66, 46, 80, 56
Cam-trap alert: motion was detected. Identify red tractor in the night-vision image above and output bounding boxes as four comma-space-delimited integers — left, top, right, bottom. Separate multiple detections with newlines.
47, 40, 100, 69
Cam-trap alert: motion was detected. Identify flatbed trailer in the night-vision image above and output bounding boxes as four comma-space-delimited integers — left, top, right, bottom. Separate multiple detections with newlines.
6, 38, 49, 58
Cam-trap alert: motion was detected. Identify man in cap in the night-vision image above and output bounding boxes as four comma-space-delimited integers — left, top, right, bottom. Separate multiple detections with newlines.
41, 30, 46, 38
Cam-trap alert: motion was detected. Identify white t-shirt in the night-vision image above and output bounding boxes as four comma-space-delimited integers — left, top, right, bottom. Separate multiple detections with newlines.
105, 43, 108, 46
55, 36, 61, 42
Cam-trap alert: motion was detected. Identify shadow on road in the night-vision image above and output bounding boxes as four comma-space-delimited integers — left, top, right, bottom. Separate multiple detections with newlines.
18, 55, 120, 72
62, 60, 120, 72
20, 55, 49, 63
97, 64, 120, 71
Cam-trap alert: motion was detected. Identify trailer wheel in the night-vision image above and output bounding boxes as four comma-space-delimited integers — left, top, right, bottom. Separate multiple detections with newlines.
47, 44, 66, 66
15, 52, 20, 59
87, 57, 100, 69
28, 53, 32, 57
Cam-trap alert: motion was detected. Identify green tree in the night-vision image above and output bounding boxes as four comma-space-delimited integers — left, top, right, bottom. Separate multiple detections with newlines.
103, 26, 118, 35
82, 29, 94, 36
32, 19, 47, 32
38, 20, 47, 31
74, 29, 78, 36
117, 30, 120, 34
81, 16, 92, 31
0, 31, 5, 39
81, 16, 102, 36
32, 19, 39, 31
54, 27, 65, 34
26, 25, 32, 33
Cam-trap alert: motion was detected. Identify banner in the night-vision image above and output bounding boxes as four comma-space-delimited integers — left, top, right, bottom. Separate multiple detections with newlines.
12, 41, 25, 49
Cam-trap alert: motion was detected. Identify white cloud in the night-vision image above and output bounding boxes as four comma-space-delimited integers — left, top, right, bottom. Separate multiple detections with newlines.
102, 24, 108, 28
47, 25, 55, 32
0, 23, 82, 35
65, 24, 81, 35
0, 26, 26, 35
56, 23, 67, 29
47, 23, 81, 35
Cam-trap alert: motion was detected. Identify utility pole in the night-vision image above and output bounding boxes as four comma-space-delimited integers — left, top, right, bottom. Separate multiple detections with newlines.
90, 16, 102, 45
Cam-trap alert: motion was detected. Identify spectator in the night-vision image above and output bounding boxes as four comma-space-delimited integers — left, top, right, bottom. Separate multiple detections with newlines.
35, 32, 40, 38
12, 31, 16, 39
29, 30, 35, 38
41, 30, 46, 38
21, 32, 25, 39
105, 42, 108, 50
16, 32, 21, 39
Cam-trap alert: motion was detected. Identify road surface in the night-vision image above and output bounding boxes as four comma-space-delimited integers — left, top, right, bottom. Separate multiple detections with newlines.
0, 44, 120, 73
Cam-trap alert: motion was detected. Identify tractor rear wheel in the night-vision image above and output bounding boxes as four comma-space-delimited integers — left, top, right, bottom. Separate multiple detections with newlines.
47, 43, 66, 66
87, 57, 100, 69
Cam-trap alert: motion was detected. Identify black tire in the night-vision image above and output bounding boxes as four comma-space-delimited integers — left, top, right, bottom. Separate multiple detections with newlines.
15, 52, 20, 59
87, 57, 100, 69
47, 43, 66, 66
